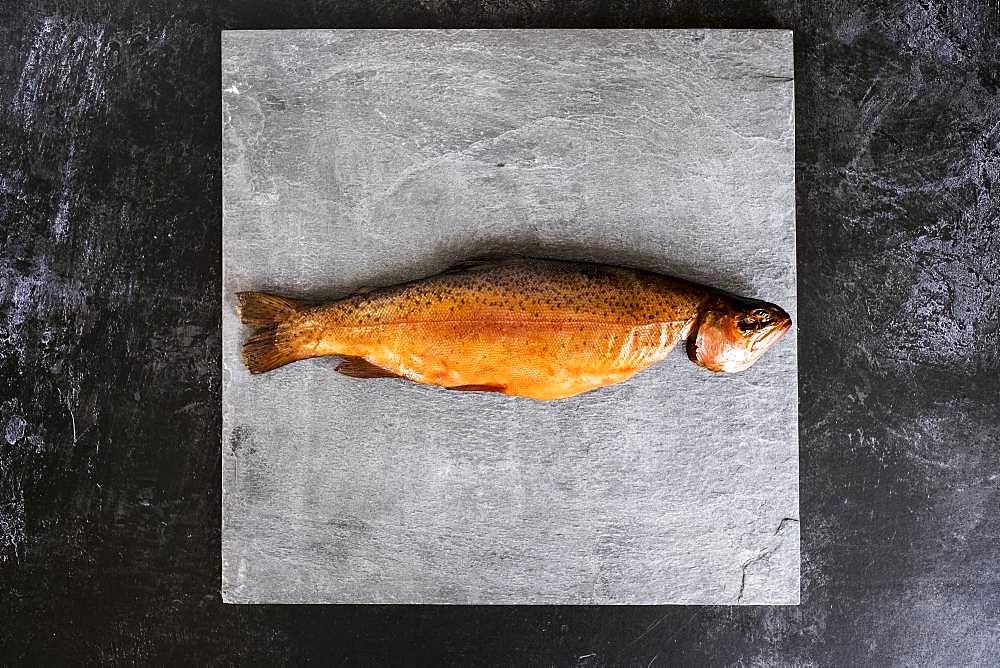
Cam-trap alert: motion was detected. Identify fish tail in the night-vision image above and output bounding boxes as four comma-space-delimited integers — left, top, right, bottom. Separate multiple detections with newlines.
237, 291, 314, 374
236, 291, 310, 328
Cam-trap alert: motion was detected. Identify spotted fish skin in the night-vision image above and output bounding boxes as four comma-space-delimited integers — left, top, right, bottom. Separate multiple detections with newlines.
237, 257, 788, 400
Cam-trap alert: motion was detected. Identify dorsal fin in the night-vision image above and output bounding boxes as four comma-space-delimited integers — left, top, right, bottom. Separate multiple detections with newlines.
442, 255, 523, 274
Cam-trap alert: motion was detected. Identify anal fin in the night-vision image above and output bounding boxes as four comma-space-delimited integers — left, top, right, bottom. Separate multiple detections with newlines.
335, 356, 401, 379
448, 383, 506, 393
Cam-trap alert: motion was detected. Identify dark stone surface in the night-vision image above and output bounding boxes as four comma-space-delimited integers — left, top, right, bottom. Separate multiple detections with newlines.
1, 0, 997, 664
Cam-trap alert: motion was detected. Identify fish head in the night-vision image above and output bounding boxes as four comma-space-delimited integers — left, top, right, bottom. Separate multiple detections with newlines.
686, 293, 792, 373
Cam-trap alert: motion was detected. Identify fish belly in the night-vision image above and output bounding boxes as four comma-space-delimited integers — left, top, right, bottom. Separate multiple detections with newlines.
336, 319, 688, 400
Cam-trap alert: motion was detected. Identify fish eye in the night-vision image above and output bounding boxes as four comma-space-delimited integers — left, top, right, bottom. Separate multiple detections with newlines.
737, 317, 758, 334
751, 308, 769, 320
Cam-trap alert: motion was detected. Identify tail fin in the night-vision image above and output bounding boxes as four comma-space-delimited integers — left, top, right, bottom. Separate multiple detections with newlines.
236, 291, 312, 374
236, 291, 310, 328
241, 325, 300, 374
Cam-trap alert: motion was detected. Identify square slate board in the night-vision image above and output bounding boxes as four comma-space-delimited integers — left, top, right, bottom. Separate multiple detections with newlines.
221, 29, 798, 605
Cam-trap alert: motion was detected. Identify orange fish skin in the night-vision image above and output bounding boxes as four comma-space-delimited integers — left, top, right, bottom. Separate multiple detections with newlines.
245, 258, 710, 400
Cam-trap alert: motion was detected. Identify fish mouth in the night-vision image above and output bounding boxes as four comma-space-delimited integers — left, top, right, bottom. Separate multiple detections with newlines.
750, 317, 792, 352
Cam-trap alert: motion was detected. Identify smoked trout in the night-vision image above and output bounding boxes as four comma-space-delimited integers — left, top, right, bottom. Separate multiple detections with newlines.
237, 257, 792, 400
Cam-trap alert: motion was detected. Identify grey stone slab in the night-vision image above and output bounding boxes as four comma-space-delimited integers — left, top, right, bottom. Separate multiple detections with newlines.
221, 29, 798, 604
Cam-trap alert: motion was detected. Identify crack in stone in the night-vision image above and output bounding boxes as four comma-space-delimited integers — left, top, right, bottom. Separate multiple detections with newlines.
735, 518, 799, 602
736, 549, 771, 603
774, 517, 799, 535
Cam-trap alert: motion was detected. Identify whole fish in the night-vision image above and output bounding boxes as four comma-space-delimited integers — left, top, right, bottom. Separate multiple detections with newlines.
237, 257, 791, 400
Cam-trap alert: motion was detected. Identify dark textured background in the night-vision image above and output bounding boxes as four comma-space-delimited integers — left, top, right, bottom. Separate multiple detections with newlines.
1, 0, 997, 664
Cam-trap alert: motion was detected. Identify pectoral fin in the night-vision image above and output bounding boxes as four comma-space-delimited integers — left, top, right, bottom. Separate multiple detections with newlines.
335, 357, 401, 379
